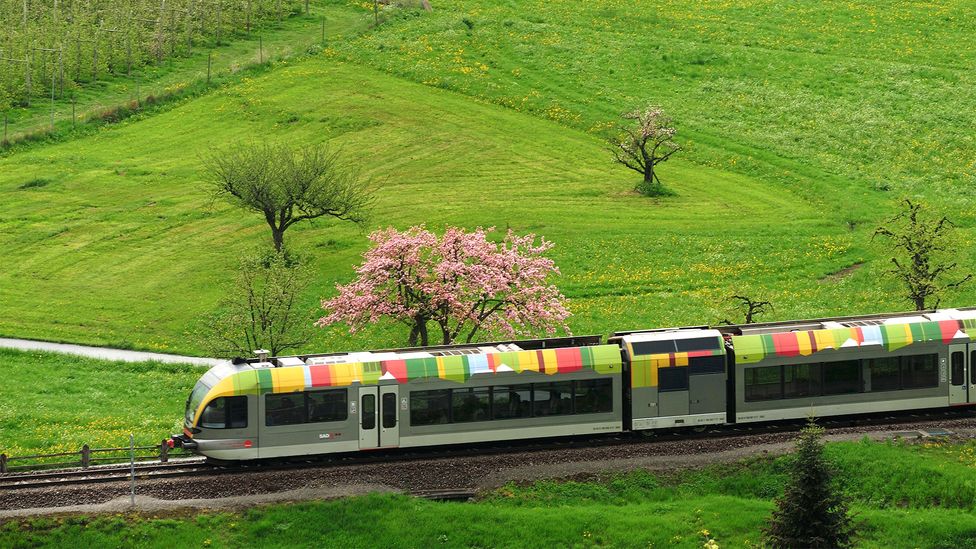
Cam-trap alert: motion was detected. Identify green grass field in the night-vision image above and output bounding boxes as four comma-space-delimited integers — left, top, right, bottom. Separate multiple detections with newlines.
3, 438, 976, 547
2, 2, 974, 546
0, 349, 199, 458
3, 0, 973, 356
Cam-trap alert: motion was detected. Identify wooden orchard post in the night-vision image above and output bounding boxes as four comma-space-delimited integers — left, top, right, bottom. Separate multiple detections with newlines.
160, 439, 169, 463
80, 444, 90, 468
1, 453, 7, 473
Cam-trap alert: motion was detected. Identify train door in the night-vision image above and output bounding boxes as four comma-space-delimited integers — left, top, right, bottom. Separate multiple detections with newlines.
948, 344, 973, 405
358, 387, 379, 449
379, 386, 400, 448
972, 344, 976, 404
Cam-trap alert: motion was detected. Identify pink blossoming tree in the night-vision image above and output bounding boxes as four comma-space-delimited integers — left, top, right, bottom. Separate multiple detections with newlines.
318, 226, 571, 346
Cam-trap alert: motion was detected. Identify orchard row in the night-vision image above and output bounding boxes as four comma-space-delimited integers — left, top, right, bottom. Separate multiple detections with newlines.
0, 0, 309, 107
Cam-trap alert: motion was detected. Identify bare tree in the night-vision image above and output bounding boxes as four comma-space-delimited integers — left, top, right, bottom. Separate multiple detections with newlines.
720, 295, 773, 325
207, 142, 374, 251
205, 249, 314, 358
873, 199, 971, 310
607, 105, 680, 195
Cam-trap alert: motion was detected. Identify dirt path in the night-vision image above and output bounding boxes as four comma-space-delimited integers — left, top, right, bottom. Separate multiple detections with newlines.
0, 337, 221, 367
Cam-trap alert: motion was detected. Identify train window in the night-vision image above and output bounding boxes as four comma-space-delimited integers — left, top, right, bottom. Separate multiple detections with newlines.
675, 337, 719, 352
362, 394, 376, 430
492, 385, 532, 420
822, 360, 861, 395
226, 396, 248, 428
452, 387, 490, 423
902, 354, 939, 389
200, 396, 247, 429
308, 390, 348, 423
972, 351, 976, 385
265, 393, 306, 426
632, 340, 677, 355
783, 363, 821, 398
689, 354, 726, 375
867, 357, 901, 392
382, 393, 397, 428
951, 352, 965, 386
410, 390, 451, 426
575, 379, 613, 414
659, 367, 689, 392
533, 382, 574, 417
744, 366, 782, 401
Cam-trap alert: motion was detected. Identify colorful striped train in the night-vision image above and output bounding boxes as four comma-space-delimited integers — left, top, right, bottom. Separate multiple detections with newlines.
173, 307, 976, 460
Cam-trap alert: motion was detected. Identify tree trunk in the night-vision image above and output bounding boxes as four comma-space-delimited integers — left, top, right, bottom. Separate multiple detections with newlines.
409, 316, 429, 346
271, 227, 284, 251
417, 320, 429, 346
643, 164, 654, 183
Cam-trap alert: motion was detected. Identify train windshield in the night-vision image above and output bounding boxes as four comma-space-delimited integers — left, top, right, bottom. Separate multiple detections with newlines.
185, 380, 212, 426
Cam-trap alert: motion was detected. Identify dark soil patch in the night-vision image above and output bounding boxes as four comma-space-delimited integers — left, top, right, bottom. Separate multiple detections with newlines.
819, 262, 865, 282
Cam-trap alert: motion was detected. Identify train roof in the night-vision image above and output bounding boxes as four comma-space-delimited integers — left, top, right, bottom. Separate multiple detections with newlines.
235, 335, 604, 369
716, 307, 976, 336
724, 308, 976, 365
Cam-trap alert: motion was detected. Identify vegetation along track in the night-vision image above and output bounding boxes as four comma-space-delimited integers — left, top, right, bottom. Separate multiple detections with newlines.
2, 408, 974, 512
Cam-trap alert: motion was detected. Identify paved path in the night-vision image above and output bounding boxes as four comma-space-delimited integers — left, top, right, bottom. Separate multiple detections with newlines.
0, 337, 224, 367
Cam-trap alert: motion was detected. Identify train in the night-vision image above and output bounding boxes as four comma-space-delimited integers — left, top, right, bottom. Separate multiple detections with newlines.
171, 307, 976, 461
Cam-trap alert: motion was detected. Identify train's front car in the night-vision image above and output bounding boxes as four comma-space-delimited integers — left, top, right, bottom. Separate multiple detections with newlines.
171, 362, 259, 461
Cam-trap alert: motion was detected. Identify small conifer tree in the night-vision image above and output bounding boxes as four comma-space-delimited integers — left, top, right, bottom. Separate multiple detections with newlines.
763, 421, 855, 549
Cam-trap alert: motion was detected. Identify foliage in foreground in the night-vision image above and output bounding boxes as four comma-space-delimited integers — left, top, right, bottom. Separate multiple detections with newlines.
4, 438, 976, 548
763, 422, 854, 548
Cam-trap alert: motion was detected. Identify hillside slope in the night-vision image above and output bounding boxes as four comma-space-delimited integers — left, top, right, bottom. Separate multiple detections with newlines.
335, 0, 976, 204
0, 54, 884, 353
1, 1, 973, 355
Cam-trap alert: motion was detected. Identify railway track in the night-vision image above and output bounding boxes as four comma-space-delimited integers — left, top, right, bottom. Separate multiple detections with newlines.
0, 459, 211, 490
1, 407, 972, 495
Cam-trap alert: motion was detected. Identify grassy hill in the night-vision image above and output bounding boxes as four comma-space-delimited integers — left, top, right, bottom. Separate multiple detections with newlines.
0, 0, 973, 355
335, 0, 976, 203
